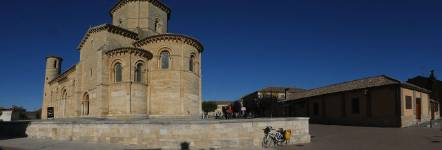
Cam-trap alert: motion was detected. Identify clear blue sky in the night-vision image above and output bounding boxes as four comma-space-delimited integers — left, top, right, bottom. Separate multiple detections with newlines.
0, 0, 441, 111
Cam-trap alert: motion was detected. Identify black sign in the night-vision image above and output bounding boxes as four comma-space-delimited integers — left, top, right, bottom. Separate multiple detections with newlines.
47, 107, 54, 119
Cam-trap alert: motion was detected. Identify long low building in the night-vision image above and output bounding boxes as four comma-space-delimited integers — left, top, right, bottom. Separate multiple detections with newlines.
278, 75, 440, 127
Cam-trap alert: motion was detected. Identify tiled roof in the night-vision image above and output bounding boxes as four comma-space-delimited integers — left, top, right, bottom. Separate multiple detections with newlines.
401, 82, 432, 93
77, 24, 139, 50
105, 47, 153, 59
133, 33, 204, 52
48, 65, 77, 85
209, 101, 233, 105
285, 75, 403, 101
46, 56, 63, 61
110, 0, 171, 18
260, 87, 306, 93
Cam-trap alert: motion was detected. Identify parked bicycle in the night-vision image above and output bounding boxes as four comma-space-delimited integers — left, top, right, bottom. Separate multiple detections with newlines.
261, 126, 292, 148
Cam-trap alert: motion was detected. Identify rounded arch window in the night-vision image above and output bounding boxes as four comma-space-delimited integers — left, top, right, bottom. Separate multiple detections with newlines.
53, 60, 57, 68
160, 51, 170, 69
189, 54, 195, 72
82, 93, 90, 116
114, 62, 123, 82
62, 89, 67, 100
154, 18, 161, 32
135, 62, 144, 83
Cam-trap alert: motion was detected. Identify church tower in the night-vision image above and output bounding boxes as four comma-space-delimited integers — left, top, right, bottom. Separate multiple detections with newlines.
42, 56, 62, 119
110, 0, 171, 38
44, 56, 62, 82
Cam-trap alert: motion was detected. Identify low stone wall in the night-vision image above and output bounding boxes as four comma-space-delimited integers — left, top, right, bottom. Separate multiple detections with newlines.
26, 118, 310, 149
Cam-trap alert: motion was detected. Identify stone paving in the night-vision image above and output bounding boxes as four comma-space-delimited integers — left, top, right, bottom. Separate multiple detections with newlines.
0, 138, 264, 150
279, 124, 442, 150
2, 123, 442, 150
0, 138, 135, 150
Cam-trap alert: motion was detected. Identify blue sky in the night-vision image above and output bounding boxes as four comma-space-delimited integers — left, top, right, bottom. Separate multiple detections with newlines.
0, 0, 441, 111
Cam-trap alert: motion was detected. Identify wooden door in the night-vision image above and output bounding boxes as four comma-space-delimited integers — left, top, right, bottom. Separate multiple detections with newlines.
416, 98, 422, 120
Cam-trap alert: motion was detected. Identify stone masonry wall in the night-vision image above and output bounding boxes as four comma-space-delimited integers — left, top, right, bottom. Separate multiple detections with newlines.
26, 118, 310, 149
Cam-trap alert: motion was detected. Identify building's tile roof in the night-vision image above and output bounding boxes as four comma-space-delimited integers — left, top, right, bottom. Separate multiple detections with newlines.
105, 47, 153, 59
133, 33, 204, 52
77, 24, 139, 50
110, 0, 171, 18
260, 87, 307, 93
401, 82, 432, 93
241, 87, 306, 99
208, 101, 233, 105
285, 75, 417, 101
48, 65, 77, 85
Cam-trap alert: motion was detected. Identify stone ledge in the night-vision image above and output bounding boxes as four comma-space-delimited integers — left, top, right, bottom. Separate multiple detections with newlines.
31, 117, 310, 125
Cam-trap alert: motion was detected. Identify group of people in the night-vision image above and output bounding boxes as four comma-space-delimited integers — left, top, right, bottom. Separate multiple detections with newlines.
214, 106, 253, 119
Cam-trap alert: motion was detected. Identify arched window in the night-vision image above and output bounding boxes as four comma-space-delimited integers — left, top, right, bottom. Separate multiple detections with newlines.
154, 18, 161, 32
54, 60, 57, 68
62, 89, 67, 100
61, 89, 67, 117
114, 63, 122, 82
82, 93, 89, 116
189, 55, 195, 72
160, 51, 170, 69
135, 63, 144, 83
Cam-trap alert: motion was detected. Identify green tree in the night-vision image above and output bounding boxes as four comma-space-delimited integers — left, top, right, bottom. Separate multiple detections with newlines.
35, 108, 42, 119
12, 105, 28, 120
202, 101, 218, 113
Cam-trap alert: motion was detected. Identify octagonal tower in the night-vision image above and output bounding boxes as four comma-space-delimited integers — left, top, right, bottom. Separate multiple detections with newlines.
110, 0, 170, 38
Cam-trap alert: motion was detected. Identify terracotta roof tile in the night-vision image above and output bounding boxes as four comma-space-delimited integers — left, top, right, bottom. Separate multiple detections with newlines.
285, 75, 401, 101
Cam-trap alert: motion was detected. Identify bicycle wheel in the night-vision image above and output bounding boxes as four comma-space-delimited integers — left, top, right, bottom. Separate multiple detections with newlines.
270, 136, 278, 148
262, 135, 272, 148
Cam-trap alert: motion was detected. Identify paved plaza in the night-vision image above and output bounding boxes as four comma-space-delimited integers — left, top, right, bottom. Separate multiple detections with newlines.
1, 123, 442, 150
0, 138, 134, 150
281, 124, 442, 150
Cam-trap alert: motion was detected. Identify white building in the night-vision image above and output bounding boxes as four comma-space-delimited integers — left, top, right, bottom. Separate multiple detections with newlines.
0, 109, 19, 122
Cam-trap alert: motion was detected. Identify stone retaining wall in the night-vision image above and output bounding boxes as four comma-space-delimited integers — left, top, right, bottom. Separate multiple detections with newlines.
26, 118, 310, 149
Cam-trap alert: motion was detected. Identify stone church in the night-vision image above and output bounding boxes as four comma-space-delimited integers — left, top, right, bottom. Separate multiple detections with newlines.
42, 0, 203, 119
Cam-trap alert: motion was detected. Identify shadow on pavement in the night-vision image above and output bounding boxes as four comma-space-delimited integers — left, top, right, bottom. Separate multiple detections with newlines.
0, 121, 30, 140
